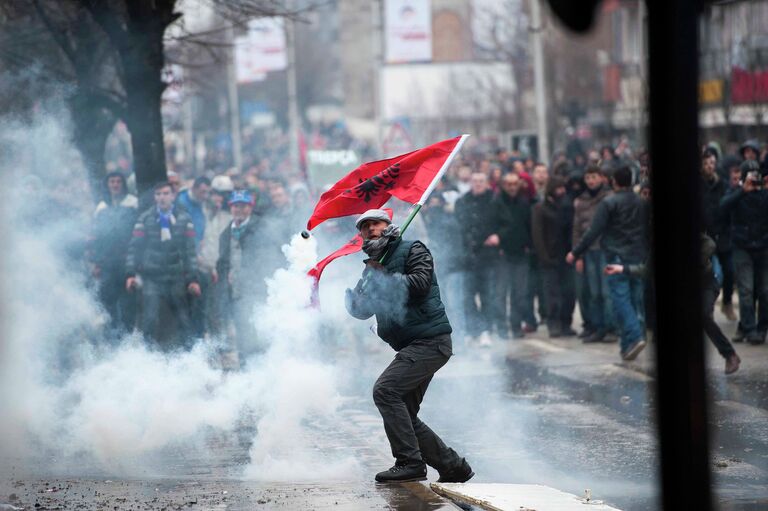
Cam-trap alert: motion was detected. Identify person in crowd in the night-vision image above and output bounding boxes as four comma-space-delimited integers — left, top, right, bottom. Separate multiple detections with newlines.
251, 181, 301, 301
567, 166, 649, 360
90, 171, 138, 334
217, 190, 262, 362
344, 209, 474, 484
489, 165, 503, 193
572, 165, 615, 343
531, 163, 549, 202
718, 155, 742, 320
494, 148, 511, 173
125, 181, 201, 349
422, 194, 465, 338
177, 176, 212, 337
740, 139, 760, 162
605, 232, 741, 374
700, 150, 737, 322
719, 160, 768, 344
492, 172, 533, 338
532, 176, 576, 338
167, 171, 182, 195
454, 165, 473, 196
526, 162, 551, 330
454, 172, 499, 345
176, 176, 211, 247
198, 175, 234, 338
699, 233, 741, 373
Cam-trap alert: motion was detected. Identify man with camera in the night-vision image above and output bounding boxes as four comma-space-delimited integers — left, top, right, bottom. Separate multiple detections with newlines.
720, 160, 768, 344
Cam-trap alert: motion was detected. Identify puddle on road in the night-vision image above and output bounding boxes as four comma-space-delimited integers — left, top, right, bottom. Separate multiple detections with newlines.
0, 478, 456, 510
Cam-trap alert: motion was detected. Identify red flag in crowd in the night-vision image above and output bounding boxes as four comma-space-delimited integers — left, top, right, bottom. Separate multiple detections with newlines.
306, 136, 464, 230
307, 208, 393, 307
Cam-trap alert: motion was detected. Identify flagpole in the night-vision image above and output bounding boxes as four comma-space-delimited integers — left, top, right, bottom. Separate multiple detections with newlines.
379, 134, 469, 263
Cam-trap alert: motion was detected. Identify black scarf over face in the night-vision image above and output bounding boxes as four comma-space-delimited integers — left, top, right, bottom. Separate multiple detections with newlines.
362, 224, 401, 261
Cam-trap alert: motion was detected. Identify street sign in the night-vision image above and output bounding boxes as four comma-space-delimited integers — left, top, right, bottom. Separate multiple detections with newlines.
382, 121, 414, 155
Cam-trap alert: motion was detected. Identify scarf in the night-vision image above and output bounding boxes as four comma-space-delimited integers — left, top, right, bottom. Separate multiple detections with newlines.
362, 224, 401, 261
232, 217, 250, 241
157, 207, 176, 242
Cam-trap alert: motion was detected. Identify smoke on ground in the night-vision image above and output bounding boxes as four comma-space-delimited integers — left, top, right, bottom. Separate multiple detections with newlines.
0, 112, 363, 481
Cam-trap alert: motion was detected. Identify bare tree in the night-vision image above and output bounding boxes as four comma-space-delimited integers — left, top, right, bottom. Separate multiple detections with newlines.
0, 1, 122, 201
3, 0, 306, 202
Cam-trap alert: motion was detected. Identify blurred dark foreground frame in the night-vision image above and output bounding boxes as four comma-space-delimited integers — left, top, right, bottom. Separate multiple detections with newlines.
546, 1, 711, 509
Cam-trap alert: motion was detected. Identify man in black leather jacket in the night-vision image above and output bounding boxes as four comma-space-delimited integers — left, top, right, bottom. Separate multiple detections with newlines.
567, 166, 649, 361
345, 208, 473, 485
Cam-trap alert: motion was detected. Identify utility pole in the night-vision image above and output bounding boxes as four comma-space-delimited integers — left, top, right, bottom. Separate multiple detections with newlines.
285, 11, 301, 173
372, 0, 385, 156
530, 0, 550, 165
226, 24, 243, 172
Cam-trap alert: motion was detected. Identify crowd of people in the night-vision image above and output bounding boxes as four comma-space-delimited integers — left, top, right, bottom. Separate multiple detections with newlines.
86, 135, 768, 373
88, 170, 304, 365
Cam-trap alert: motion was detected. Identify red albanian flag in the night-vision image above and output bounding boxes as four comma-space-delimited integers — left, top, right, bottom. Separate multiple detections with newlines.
307, 209, 393, 308
306, 136, 464, 230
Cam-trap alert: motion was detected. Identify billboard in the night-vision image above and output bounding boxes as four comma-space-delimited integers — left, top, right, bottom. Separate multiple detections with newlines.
306, 150, 361, 189
385, 0, 432, 63
234, 18, 287, 84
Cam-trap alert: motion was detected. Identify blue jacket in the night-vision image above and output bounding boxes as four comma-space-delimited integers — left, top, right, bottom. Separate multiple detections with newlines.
176, 189, 205, 246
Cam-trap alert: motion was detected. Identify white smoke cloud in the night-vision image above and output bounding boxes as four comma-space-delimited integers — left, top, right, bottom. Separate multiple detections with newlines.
0, 113, 363, 481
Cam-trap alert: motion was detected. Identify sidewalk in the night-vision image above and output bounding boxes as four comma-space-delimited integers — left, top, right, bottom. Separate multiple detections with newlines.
504, 306, 768, 413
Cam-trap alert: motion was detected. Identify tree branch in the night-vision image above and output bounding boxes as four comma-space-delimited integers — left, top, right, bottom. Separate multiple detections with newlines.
31, 0, 78, 67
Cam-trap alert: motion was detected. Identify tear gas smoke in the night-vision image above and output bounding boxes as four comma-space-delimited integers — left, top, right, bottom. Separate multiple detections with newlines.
0, 112, 362, 481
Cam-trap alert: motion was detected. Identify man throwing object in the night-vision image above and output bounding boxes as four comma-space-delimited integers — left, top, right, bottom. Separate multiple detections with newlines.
345, 208, 474, 484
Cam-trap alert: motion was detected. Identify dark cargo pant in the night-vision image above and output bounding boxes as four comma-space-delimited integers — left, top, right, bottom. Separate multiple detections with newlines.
372, 334, 463, 473
140, 277, 193, 350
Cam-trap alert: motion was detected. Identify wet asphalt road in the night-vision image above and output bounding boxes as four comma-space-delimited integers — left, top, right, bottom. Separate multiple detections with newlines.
2, 334, 767, 511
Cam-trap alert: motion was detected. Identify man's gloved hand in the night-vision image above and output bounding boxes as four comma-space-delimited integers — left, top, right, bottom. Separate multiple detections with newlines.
345, 287, 371, 318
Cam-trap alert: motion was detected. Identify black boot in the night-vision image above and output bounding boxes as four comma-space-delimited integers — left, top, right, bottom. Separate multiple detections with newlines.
375, 462, 427, 483
437, 458, 475, 483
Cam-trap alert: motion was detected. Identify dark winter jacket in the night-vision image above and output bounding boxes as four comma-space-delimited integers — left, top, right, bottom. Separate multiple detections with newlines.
216, 216, 261, 291
125, 206, 198, 284
345, 238, 452, 351
492, 192, 531, 258
531, 196, 573, 267
719, 187, 768, 251
571, 189, 648, 264
572, 185, 611, 251
90, 194, 138, 272
700, 175, 728, 249
454, 190, 498, 262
